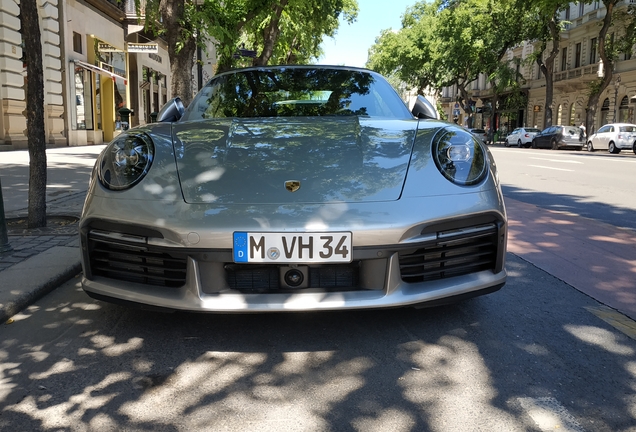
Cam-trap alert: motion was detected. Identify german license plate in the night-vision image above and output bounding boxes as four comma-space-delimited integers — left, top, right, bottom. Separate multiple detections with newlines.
233, 232, 352, 263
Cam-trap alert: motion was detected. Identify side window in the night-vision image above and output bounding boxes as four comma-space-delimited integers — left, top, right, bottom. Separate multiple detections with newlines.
598, 125, 609, 133
609, 126, 614, 133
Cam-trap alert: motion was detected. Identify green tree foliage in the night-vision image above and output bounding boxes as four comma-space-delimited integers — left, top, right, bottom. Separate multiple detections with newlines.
136, 0, 358, 104
247, 0, 358, 66
368, 0, 529, 129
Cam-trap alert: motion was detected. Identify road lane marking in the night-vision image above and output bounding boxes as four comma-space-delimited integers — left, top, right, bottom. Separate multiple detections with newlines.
585, 305, 636, 340
517, 397, 585, 432
529, 157, 584, 164
528, 164, 575, 172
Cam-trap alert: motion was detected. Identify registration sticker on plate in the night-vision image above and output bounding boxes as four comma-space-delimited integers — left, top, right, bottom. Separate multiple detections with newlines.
233, 232, 352, 263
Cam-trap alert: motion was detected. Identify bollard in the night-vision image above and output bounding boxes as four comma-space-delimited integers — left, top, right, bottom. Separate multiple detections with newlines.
0, 177, 12, 253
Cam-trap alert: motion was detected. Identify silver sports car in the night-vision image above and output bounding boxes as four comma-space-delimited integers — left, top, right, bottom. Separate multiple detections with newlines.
80, 65, 507, 312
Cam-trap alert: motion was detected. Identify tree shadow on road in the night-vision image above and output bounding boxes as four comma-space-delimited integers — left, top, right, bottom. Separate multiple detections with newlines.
0, 260, 634, 431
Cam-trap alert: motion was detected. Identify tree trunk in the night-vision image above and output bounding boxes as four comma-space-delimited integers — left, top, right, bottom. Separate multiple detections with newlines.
254, 0, 289, 66
22, 0, 47, 228
457, 83, 473, 127
585, 0, 617, 135
161, 0, 197, 106
539, 13, 561, 128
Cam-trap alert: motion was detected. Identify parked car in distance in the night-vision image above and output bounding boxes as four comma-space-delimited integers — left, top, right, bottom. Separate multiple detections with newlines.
531, 125, 584, 150
585, 123, 636, 154
505, 127, 541, 148
468, 128, 488, 143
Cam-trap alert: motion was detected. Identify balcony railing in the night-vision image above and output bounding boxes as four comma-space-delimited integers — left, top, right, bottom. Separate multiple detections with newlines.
554, 64, 599, 82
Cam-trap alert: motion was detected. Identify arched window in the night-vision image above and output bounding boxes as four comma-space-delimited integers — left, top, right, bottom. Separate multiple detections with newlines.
569, 103, 576, 126
557, 104, 563, 124
619, 96, 630, 123
601, 98, 610, 126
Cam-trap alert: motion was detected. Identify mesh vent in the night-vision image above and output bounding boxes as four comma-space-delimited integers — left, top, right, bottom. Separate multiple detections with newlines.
225, 263, 360, 293
399, 224, 498, 283
88, 233, 187, 288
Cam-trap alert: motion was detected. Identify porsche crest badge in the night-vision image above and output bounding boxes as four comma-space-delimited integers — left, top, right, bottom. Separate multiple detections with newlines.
285, 180, 301, 192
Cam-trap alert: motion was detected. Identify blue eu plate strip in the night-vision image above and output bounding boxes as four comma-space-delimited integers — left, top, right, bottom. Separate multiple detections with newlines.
233, 232, 248, 262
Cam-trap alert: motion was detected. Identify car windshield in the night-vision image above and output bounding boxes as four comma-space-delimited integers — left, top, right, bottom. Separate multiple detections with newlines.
619, 125, 636, 132
182, 67, 411, 120
525, 128, 541, 133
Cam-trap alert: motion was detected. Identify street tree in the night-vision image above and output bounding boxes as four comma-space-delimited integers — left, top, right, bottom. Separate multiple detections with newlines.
524, 0, 573, 128
426, 0, 528, 129
366, 1, 441, 96
247, 0, 358, 66
585, 0, 636, 134
21, 0, 47, 228
139, 0, 358, 103
140, 0, 221, 106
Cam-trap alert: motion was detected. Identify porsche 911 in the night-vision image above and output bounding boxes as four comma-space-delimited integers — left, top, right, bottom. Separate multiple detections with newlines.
79, 65, 507, 312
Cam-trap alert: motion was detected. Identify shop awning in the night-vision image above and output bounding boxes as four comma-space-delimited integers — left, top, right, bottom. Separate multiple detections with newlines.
73, 60, 127, 85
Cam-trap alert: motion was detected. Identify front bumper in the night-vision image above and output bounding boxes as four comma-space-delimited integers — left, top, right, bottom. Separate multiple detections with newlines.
80, 201, 507, 312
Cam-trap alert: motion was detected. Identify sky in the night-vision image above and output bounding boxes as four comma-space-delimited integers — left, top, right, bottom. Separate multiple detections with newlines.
317, 0, 419, 68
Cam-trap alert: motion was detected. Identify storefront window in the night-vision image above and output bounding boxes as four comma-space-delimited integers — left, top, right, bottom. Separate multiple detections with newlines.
73, 67, 94, 130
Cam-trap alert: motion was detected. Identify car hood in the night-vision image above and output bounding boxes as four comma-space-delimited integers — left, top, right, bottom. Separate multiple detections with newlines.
171, 117, 417, 204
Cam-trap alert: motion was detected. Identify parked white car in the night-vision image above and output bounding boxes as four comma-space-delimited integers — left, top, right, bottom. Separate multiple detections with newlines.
467, 128, 488, 143
586, 123, 636, 153
505, 127, 541, 148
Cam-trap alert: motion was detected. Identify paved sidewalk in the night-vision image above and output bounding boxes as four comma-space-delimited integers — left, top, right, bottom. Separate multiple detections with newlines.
0, 146, 103, 322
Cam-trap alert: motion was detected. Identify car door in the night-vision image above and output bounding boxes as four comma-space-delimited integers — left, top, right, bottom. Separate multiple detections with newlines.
594, 125, 611, 149
536, 127, 553, 148
510, 128, 520, 142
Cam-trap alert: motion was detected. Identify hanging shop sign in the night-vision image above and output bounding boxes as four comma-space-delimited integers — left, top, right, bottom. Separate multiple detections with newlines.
98, 43, 124, 52
127, 43, 159, 54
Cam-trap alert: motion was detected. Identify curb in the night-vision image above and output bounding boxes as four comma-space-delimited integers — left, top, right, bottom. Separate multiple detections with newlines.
0, 246, 81, 323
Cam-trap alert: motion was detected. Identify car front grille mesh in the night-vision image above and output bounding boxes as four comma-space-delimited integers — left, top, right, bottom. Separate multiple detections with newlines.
398, 224, 498, 283
224, 263, 360, 293
88, 233, 187, 288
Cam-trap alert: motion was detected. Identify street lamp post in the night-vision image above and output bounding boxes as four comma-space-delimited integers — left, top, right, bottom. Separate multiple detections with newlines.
614, 74, 621, 122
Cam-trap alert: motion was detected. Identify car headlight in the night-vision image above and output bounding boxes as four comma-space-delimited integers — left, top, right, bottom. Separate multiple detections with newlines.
97, 132, 154, 190
432, 127, 487, 186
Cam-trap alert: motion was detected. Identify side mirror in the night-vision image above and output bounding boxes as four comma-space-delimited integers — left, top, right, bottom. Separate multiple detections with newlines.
157, 97, 185, 123
411, 95, 438, 120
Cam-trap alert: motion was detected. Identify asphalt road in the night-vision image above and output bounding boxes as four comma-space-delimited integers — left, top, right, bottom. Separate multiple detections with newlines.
1, 145, 636, 431
1, 252, 635, 431
490, 146, 636, 231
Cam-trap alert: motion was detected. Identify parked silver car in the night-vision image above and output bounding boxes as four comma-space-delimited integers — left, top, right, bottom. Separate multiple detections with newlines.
79, 65, 507, 313
505, 127, 541, 148
586, 123, 636, 153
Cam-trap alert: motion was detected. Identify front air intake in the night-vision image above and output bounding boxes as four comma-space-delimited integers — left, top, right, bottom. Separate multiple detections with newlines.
398, 223, 499, 283
87, 230, 187, 288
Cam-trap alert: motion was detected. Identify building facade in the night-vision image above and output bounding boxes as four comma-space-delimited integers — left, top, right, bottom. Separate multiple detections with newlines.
1, 0, 217, 150
440, 0, 636, 138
